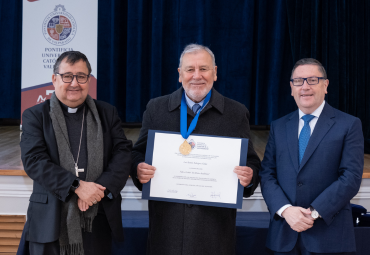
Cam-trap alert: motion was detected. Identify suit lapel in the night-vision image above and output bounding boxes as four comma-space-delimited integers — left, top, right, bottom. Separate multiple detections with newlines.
187, 106, 195, 118
298, 103, 335, 172
200, 88, 224, 116
286, 111, 299, 172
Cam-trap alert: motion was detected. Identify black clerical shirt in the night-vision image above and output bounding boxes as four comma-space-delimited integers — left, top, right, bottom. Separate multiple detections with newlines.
60, 101, 88, 181
60, 101, 110, 211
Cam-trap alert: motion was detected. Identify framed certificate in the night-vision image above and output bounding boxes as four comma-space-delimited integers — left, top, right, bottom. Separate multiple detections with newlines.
142, 130, 249, 209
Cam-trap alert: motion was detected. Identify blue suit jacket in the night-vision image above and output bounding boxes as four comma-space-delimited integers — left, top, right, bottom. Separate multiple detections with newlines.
259, 103, 364, 253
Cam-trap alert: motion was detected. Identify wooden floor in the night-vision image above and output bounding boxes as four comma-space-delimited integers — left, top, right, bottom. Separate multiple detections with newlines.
0, 126, 142, 177
1, 126, 369, 178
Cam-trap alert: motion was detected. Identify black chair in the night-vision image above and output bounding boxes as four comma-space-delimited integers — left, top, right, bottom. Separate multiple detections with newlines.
351, 204, 367, 226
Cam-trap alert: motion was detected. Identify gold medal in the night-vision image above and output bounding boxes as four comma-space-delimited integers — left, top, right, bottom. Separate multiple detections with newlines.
179, 140, 192, 155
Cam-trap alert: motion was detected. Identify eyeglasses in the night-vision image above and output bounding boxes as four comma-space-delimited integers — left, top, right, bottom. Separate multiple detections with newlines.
56, 72, 90, 84
290, 77, 325, 86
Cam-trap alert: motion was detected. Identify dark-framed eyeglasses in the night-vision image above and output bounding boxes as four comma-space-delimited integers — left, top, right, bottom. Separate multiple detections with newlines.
290, 77, 326, 86
56, 72, 90, 84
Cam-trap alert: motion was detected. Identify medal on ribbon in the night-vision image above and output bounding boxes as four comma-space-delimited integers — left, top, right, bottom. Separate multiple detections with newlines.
179, 90, 212, 155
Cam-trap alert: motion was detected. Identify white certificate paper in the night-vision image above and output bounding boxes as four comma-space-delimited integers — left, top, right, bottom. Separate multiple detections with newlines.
142, 130, 248, 208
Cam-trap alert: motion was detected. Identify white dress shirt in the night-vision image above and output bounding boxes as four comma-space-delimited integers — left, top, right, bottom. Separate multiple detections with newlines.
276, 100, 326, 217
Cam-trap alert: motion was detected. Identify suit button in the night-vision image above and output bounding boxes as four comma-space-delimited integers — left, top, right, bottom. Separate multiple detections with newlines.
298, 182, 303, 187
187, 204, 193, 208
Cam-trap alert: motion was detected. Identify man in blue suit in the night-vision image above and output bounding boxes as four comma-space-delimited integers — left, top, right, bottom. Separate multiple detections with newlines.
259, 58, 364, 255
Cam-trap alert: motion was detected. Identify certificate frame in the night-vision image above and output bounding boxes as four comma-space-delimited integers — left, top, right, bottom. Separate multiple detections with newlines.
142, 130, 249, 209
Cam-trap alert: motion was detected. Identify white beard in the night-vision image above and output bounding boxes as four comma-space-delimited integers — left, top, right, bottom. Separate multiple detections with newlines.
184, 86, 211, 103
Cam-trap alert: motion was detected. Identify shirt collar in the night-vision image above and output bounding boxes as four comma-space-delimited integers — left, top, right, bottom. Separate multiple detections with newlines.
184, 92, 205, 109
299, 100, 326, 119
59, 100, 85, 114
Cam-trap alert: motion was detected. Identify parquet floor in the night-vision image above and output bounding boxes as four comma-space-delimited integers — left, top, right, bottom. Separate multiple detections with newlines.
1, 126, 369, 178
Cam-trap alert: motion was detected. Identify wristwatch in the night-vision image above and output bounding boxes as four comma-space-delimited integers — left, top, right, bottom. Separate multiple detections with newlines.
310, 207, 320, 220
70, 178, 80, 193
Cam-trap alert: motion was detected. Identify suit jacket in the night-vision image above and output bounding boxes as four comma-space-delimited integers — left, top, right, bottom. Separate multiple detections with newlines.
131, 87, 261, 255
259, 103, 364, 253
20, 99, 132, 243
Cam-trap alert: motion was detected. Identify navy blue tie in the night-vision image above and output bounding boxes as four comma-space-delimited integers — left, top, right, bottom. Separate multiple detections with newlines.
299, 114, 315, 164
192, 104, 201, 114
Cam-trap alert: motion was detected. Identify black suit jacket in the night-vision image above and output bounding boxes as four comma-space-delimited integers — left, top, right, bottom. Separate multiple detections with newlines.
20, 99, 132, 243
131, 87, 261, 255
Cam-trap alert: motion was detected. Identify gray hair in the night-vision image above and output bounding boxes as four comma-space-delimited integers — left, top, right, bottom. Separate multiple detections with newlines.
291, 58, 327, 79
179, 44, 216, 68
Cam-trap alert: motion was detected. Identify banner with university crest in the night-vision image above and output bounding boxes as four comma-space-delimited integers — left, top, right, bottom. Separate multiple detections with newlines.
21, 0, 98, 125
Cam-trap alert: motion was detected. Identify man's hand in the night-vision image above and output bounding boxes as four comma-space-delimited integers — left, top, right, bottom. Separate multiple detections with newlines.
282, 206, 314, 232
233, 166, 253, 187
75, 180, 105, 206
137, 162, 156, 184
78, 198, 89, 211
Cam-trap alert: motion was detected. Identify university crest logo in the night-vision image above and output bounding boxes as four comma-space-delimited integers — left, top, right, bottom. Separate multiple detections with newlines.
42, 5, 77, 46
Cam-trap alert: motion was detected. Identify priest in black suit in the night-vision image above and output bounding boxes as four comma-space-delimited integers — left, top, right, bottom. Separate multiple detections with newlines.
18, 51, 132, 255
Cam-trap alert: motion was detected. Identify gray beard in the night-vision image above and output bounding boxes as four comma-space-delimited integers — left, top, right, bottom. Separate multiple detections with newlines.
184, 88, 210, 103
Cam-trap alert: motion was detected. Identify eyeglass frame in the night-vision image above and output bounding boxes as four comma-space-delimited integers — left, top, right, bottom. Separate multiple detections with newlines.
290, 77, 326, 86
55, 72, 90, 84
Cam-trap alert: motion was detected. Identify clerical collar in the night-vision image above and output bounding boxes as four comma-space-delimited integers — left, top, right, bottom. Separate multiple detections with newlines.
59, 101, 86, 114
68, 107, 78, 113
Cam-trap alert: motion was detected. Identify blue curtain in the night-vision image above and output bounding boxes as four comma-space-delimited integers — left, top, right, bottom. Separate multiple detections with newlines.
0, 1, 22, 119
1, 0, 370, 151
97, 0, 294, 124
285, 0, 370, 151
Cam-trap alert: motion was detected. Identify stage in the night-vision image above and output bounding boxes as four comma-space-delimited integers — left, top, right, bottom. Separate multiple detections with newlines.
1, 126, 370, 213
1, 125, 370, 253
1, 125, 369, 176
1, 124, 370, 214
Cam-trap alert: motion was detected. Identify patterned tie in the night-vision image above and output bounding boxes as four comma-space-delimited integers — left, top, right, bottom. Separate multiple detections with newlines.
192, 103, 201, 114
299, 114, 315, 164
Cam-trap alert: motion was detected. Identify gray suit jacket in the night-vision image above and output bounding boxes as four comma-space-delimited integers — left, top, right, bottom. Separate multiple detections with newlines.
131, 87, 261, 255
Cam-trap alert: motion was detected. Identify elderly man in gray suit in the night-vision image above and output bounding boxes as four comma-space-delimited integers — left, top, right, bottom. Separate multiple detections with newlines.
131, 44, 261, 255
